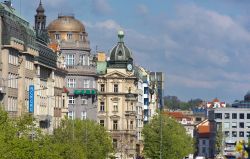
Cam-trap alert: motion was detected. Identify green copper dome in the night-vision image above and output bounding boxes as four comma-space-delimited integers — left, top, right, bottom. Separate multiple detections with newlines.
109, 31, 133, 62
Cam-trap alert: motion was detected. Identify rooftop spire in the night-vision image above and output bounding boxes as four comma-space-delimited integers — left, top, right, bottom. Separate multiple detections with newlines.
118, 30, 124, 42
36, 0, 44, 13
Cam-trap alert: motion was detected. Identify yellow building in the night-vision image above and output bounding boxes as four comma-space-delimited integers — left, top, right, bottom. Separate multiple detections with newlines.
97, 31, 143, 159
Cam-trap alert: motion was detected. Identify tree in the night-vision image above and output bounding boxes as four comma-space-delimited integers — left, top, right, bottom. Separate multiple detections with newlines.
215, 124, 223, 154
142, 114, 193, 159
51, 119, 113, 159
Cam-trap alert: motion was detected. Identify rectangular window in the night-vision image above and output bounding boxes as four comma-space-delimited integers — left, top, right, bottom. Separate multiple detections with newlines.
113, 120, 118, 130
66, 54, 75, 66
202, 140, 206, 145
224, 122, 230, 129
67, 33, 72, 39
215, 113, 222, 119
55, 33, 60, 40
239, 131, 244, 137
68, 96, 75, 104
114, 84, 118, 93
225, 131, 229, 137
246, 122, 250, 128
232, 122, 237, 128
80, 55, 85, 65
232, 131, 237, 137
202, 147, 206, 154
113, 103, 118, 112
100, 120, 104, 127
100, 84, 105, 92
100, 102, 105, 112
8, 50, 18, 65
239, 122, 244, 128
113, 139, 117, 149
79, 34, 84, 41
240, 113, 244, 119
144, 87, 148, 94
68, 111, 74, 119
67, 79, 76, 88
81, 111, 86, 120
247, 113, 250, 119
232, 113, 237, 119
130, 120, 134, 130
247, 132, 250, 137
81, 97, 87, 105
224, 113, 230, 119
83, 80, 90, 88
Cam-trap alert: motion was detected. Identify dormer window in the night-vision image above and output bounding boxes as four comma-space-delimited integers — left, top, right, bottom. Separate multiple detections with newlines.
67, 33, 72, 40
79, 34, 84, 41
55, 33, 60, 40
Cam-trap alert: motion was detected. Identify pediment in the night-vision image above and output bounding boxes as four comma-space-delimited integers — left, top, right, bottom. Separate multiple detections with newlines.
110, 115, 120, 119
104, 70, 129, 78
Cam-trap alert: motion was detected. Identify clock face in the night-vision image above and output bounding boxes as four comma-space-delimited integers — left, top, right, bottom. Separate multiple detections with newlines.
127, 64, 133, 71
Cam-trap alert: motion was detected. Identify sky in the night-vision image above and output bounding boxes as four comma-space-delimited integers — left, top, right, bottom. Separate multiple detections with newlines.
10, 0, 250, 103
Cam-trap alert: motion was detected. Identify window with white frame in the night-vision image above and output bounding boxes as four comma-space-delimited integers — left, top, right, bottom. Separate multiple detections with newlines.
55, 33, 60, 40
8, 50, 18, 66
25, 78, 33, 91
100, 102, 105, 112
8, 73, 18, 88
67, 33, 72, 40
113, 120, 118, 130
83, 79, 90, 88
25, 56, 34, 70
81, 96, 87, 105
67, 79, 76, 88
68, 96, 75, 104
68, 111, 74, 119
80, 55, 85, 65
113, 103, 118, 112
100, 84, 105, 92
114, 84, 118, 93
100, 120, 104, 127
7, 96, 18, 112
79, 34, 84, 41
65, 54, 75, 66
81, 111, 86, 120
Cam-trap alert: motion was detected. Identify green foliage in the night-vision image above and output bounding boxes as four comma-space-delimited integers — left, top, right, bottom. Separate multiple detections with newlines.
164, 96, 203, 110
215, 124, 223, 154
0, 108, 113, 159
142, 114, 194, 159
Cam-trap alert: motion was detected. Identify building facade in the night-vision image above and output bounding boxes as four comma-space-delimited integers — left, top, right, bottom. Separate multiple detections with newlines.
97, 32, 142, 158
0, 1, 67, 133
47, 14, 97, 120
214, 108, 250, 158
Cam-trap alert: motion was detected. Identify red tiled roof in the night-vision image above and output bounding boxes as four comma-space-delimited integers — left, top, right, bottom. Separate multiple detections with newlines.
163, 112, 192, 120
213, 98, 220, 102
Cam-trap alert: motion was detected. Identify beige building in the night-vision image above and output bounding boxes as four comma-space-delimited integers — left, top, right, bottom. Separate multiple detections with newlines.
97, 32, 142, 158
0, 1, 67, 133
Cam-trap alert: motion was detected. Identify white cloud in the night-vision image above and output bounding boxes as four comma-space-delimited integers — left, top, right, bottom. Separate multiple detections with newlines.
91, 0, 112, 15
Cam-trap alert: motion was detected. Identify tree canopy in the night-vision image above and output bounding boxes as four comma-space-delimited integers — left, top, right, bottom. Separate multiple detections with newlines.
142, 114, 194, 159
164, 96, 203, 110
0, 107, 113, 159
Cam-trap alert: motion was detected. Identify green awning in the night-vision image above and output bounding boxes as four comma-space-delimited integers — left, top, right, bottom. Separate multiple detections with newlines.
85, 90, 91, 94
91, 90, 96, 95
74, 90, 84, 95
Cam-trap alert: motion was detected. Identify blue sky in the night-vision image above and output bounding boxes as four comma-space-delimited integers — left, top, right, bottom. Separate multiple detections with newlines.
11, 0, 250, 103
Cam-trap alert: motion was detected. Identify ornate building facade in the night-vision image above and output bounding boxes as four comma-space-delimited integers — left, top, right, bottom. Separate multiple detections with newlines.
0, 1, 67, 133
47, 13, 97, 120
97, 32, 143, 158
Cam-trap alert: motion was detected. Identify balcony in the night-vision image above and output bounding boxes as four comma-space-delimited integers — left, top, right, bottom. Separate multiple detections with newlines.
125, 110, 136, 117
66, 65, 96, 76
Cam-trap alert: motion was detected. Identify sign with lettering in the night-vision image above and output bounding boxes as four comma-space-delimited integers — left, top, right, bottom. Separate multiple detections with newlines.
29, 85, 34, 113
